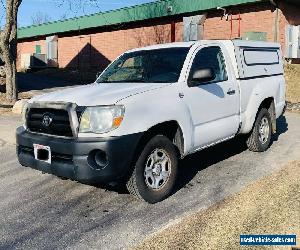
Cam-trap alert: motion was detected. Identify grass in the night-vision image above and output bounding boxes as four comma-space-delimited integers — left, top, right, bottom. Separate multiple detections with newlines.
285, 64, 300, 104
0, 107, 12, 115
133, 161, 300, 250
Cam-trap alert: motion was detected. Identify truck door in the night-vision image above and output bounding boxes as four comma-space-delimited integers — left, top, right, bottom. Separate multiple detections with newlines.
183, 45, 240, 150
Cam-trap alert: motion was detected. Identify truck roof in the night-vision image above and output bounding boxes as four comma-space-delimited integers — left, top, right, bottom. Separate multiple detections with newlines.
127, 40, 281, 53
127, 42, 196, 53
231, 39, 281, 49
125, 39, 283, 81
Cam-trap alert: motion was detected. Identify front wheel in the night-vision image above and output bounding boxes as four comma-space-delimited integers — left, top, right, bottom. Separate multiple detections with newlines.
246, 108, 272, 152
126, 135, 178, 203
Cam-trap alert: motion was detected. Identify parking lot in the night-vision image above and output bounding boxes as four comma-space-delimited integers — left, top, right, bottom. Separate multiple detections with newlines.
0, 112, 300, 249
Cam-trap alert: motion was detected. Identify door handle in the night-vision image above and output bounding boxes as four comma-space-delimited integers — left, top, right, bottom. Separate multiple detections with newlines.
179, 92, 184, 98
227, 89, 236, 95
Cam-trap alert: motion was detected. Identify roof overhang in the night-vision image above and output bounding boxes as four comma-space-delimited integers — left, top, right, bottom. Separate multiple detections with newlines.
270, 0, 300, 6
17, 0, 264, 40
276, 0, 300, 25
283, 0, 300, 5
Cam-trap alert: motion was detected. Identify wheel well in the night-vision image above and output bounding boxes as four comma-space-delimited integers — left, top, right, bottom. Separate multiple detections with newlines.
136, 121, 184, 159
259, 97, 274, 111
258, 97, 276, 133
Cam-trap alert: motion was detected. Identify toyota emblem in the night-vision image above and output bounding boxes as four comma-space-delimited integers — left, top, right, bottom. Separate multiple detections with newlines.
42, 113, 53, 127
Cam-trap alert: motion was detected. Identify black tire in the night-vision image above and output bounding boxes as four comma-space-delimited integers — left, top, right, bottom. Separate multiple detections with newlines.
246, 108, 272, 152
126, 135, 178, 203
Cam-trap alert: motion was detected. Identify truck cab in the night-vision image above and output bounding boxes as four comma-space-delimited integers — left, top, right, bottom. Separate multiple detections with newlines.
16, 40, 286, 203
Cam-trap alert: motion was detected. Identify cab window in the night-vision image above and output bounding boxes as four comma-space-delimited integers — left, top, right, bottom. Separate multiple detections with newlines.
189, 46, 228, 84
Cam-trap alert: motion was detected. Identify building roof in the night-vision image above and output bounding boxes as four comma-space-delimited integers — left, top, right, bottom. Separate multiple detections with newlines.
18, 0, 264, 39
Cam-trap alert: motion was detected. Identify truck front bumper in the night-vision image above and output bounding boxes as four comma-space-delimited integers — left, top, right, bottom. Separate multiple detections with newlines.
16, 127, 143, 183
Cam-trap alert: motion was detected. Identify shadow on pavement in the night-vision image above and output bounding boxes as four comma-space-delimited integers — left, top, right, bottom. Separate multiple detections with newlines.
17, 72, 81, 92
98, 115, 289, 197
96, 116, 290, 196
17, 73, 88, 92
175, 114, 289, 193
0, 104, 13, 108
272, 115, 288, 142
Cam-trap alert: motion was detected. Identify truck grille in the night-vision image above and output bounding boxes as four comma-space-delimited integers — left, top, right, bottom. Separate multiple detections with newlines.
27, 108, 73, 137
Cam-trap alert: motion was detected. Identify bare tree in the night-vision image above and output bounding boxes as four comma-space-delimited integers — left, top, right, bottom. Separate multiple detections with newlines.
153, 25, 171, 44
0, 0, 103, 102
60, 13, 68, 21
57, 0, 102, 16
0, 0, 84, 103
31, 11, 52, 25
133, 25, 171, 48
0, 0, 22, 102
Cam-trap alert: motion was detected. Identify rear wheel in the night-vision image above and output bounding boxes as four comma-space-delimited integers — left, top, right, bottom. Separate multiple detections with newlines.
246, 108, 272, 152
126, 135, 178, 203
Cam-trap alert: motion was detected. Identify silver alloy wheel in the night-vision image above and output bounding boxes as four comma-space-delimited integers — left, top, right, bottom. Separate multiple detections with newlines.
258, 117, 270, 144
144, 149, 171, 190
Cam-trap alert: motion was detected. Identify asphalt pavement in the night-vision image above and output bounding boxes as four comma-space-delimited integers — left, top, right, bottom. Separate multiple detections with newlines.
0, 112, 299, 249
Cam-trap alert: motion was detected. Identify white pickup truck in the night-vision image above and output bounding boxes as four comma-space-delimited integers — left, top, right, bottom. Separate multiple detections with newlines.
17, 40, 286, 203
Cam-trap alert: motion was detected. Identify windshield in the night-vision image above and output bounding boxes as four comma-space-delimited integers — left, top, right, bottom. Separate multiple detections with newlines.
97, 47, 189, 83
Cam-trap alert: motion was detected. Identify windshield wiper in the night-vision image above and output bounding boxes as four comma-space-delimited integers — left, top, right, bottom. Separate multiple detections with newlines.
121, 79, 146, 82
97, 79, 146, 83
151, 80, 172, 83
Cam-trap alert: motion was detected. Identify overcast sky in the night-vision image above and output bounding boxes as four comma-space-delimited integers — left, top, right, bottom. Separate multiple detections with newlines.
0, 0, 155, 28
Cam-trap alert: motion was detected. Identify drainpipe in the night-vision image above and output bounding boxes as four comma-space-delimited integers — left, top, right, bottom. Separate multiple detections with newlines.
171, 21, 176, 42
270, 0, 279, 42
89, 35, 92, 68
274, 8, 279, 42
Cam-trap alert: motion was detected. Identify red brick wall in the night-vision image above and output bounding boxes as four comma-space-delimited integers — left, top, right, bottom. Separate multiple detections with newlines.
57, 35, 90, 69
56, 23, 174, 69
204, 7, 275, 41
279, 9, 287, 56
18, 39, 46, 54
18, 2, 297, 70
17, 39, 46, 69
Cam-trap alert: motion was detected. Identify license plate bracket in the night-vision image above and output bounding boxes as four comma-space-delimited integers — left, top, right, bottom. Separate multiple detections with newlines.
33, 144, 51, 164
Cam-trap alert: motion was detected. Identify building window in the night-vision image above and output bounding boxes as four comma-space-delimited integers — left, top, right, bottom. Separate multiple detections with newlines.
35, 45, 41, 54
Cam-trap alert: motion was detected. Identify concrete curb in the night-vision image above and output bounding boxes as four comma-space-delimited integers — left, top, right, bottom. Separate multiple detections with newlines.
12, 99, 28, 114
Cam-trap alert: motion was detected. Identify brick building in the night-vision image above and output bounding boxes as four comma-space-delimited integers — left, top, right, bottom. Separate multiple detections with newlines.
17, 0, 300, 71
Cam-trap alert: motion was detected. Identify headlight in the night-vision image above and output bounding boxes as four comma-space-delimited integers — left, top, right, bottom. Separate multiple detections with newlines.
79, 105, 125, 134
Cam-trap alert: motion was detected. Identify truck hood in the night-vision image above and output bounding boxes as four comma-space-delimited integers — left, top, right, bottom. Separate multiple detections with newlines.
30, 82, 170, 106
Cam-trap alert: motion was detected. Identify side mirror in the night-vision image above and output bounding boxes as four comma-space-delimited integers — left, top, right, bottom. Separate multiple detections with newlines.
190, 68, 215, 86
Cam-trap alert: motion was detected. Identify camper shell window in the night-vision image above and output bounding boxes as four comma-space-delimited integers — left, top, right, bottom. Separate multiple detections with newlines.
243, 49, 279, 66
